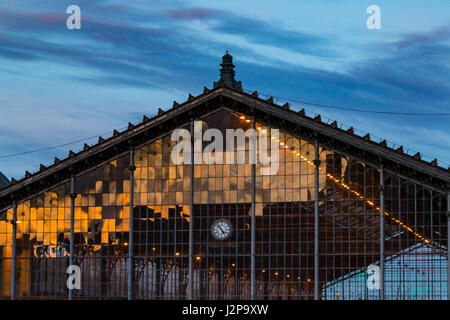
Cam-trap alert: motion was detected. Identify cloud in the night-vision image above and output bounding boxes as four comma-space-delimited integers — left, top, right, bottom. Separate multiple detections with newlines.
394, 25, 450, 50
0, 1, 449, 179
166, 7, 219, 20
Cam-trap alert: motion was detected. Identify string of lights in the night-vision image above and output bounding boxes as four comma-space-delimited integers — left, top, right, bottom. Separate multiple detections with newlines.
236, 113, 432, 245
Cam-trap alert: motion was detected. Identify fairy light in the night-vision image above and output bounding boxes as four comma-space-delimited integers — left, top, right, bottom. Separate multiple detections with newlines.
276, 135, 430, 244
233, 113, 430, 245
325, 171, 430, 244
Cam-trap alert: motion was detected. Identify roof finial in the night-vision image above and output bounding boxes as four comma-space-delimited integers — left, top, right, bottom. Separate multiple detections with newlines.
213, 51, 242, 90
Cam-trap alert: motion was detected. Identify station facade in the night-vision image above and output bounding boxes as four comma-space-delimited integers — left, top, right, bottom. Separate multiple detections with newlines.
0, 54, 449, 300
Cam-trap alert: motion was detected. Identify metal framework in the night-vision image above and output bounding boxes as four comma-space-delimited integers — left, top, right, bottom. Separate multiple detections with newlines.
0, 86, 448, 300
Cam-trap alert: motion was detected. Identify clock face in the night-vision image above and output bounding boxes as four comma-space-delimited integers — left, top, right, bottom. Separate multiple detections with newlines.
211, 219, 233, 240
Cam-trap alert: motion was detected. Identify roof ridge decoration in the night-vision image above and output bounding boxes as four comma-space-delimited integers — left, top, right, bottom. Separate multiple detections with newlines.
431, 159, 438, 167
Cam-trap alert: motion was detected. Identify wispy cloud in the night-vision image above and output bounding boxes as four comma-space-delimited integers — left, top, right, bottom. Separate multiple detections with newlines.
0, 1, 449, 179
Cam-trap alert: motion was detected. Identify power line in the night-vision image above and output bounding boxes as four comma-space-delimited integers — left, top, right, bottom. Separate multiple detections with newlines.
251, 90, 450, 166
257, 92, 450, 116
0, 111, 161, 160
0, 126, 127, 160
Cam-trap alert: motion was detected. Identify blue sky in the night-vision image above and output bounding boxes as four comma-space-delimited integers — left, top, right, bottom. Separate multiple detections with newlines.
0, 0, 449, 179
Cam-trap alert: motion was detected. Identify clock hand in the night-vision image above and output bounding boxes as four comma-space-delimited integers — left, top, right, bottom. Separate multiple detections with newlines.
218, 225, 226, 235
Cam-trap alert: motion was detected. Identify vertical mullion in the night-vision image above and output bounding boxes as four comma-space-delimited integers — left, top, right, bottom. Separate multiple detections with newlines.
145, 206, 149, 299
313, 137, 320, 300
298, 148, 302, 300
69, 175, 76, 300
414, 184, 418, 301
446, 190, 450, 300
398, 178, 402, 297
347, 161, 351, 296
10, 200, 17, 300
128, 147, 135, 300
429, 189, 433, 300
234, 203, 238, 299
379, 165, 385, 300
250, 116, 256, 300
283, 202, 286, 296
188, 121, 194, 300
363, 165, 368, 299
206, 205, 210, 300
268, 203, 272, 299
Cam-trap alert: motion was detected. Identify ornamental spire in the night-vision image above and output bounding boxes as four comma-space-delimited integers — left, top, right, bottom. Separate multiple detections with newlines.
213, 51, 242, 90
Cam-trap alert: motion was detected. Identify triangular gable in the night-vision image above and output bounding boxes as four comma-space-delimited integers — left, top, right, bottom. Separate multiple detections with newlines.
1, 85, 449, 210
